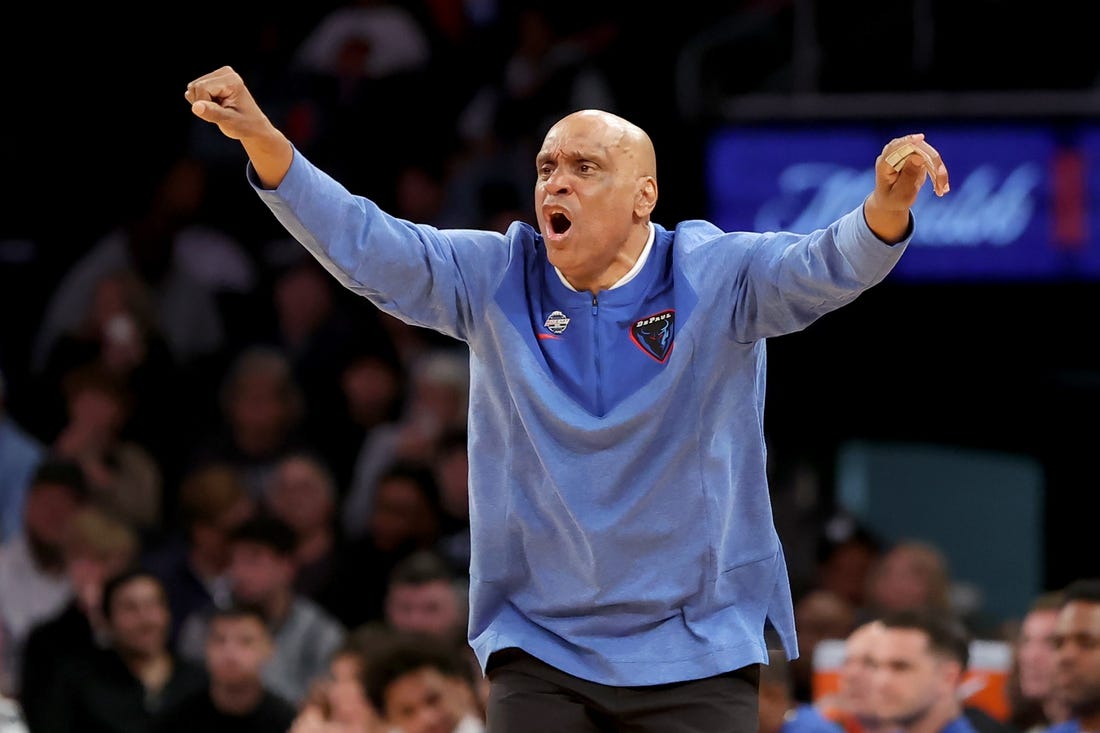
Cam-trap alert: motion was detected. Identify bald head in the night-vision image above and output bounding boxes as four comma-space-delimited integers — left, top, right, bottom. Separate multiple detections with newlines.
547, 109, 657, 181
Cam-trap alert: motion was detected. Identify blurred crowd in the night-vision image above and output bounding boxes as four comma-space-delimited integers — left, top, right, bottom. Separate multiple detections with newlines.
3, 1, 1100, 733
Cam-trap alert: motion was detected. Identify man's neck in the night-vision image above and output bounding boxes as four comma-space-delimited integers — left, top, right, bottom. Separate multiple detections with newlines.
120, 648, 173, 693
901, 700, 962, 733
210, 679, 265, 716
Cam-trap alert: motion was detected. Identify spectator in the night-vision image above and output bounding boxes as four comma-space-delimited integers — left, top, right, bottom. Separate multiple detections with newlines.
864, 540, 954, 619
1009, 592, 1070, 733
52, 363, 164, 534
31, 266, 182, 480
815, 518, 883, 611
792, 588, 857, 704
323, 461, 445, 628
289, 624, 390, 733
144, 462, 256, 647
0, 458, 87, 697
38, 569, 206, 733
262, 451, 339, 602
152, 603, 297, 733
30, 155, 228, 375
818, 619, 889, 733
869, 608, 978, 733
20, 506, 140, 732
364, 631, 485, 733
189, 345, 310, 499
342, 347, 469, 540
177, 514, 346, 706
1047, 579, 1100, 733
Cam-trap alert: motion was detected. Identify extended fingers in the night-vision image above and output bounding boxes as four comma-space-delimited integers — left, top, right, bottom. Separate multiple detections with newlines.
881, 133, 950, 197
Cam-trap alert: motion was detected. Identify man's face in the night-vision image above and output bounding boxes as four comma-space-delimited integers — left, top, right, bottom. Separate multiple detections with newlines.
384, 666, 459, 733
841, 622, 883, 720
534, 112, 647, 285
1017, 608, 1059, 699
386, 580, 461, 639
229, 541, 294, 604
25, 482, 81, 549
107, 576, 170, 658
205, 614, 272, 686
1054, 600, 1100, 717
870, 627, 957, 726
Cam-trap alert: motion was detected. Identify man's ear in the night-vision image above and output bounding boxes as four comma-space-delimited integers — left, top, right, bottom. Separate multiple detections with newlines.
635, 177, 657, 218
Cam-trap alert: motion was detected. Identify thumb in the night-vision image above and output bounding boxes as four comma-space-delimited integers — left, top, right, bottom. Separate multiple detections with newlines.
191, 99, 227, 122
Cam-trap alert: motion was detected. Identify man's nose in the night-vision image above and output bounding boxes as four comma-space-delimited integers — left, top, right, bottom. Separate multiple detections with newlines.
544, 169, 572, 194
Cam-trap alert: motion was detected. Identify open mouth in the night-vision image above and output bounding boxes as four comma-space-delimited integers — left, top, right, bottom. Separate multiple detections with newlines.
549, 211, 572, 235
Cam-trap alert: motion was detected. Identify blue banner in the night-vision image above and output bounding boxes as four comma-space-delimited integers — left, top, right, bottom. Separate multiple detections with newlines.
706, 125, 1098, 281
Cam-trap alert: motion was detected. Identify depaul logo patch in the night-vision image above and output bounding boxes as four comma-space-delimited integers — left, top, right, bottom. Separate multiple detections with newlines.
631, 310, 674, 362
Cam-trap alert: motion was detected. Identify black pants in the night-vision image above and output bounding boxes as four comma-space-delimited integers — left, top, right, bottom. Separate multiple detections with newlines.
485, 648, 760, 733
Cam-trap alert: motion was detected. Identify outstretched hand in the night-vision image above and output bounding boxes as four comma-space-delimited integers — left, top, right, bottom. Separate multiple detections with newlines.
184, 66, 293, 188
864, 133, 950, 243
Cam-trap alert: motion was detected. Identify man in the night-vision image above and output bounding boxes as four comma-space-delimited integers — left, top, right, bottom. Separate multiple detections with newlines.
1047, 579, 1100, 733
152, 604, 298, 733
792, 589, 857, 704
39, 569, 206, 733
184, 65, 950, 732
143, 462, 255, 646
1010, 592, 1069, 733
869, 609, 978, 733
818, 619, 888, 733
385, 549, 468, 647
364, 631, 485, 733
19, 506, 140, 732
385, 550, 484, 722
176, 514, 345, 706
0, 458, 87, 697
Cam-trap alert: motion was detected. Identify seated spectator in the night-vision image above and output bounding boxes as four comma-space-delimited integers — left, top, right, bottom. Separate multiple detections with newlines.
863, 540, 954, 620
289, 624, 391, 733
791, 588, 857, 704
814, 517, 882, 611
32, 266, 181, 481
0, 459, 87, 697
342, 347, 469, 540
38, 569, 206, 733
1008, 592, 1070, 733
20, 506, 140, 732
177, 515, 345, 706
262, 451, 339, 602
322, 461, 445, 628
364, 631, 485, 733
817, 619, 889, 733
1046, 579, 1100, 733
189, 346, 311, 499
144, 462, 256, 647
152, 603, 297, 733
384, 550, 483, 720
52, 363, 163, 534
